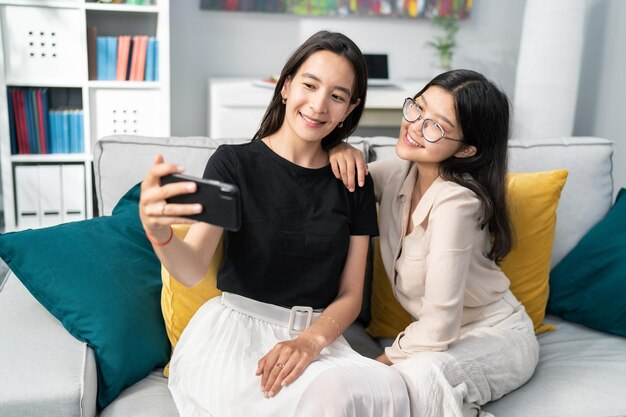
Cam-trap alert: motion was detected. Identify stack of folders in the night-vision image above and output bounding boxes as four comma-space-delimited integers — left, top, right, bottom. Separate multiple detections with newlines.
15, 164, 86, 228
91, 31, 159, 82
7, 88, 84, 155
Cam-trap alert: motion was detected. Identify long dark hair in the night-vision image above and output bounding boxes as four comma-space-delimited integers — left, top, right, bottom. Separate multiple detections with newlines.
415, 69, 513, 262
252, 31, 367, 150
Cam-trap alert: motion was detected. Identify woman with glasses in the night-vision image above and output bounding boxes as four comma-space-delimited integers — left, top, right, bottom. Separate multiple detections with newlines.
139, 31, 409, 417
329, 69, 539, 417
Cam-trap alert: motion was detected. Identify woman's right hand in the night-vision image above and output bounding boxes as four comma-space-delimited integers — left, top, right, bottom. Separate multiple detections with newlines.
329, 142, 368, 192
139, 154, 202, 242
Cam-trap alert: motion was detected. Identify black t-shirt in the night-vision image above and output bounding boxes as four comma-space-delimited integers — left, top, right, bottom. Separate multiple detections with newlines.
202, 140, 378, 309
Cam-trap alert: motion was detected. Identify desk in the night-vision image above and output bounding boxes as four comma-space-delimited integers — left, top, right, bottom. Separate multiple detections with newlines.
208, 78, 427, 138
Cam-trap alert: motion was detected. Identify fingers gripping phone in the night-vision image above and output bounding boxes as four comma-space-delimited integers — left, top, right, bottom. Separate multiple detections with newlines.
160, 173, 241, 231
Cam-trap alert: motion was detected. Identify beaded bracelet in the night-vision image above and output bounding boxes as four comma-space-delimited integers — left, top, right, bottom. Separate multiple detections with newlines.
322, 315, 341, 338
145, 226, 174, 247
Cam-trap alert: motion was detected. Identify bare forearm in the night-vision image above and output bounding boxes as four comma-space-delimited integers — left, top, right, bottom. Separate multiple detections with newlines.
153, 235, 215, 287
300, 289, 361, 350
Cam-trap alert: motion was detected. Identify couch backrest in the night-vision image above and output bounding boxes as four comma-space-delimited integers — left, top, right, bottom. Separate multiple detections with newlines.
93, 135, 247, 216
94, 135, 614, 268
361, 136, 614, 267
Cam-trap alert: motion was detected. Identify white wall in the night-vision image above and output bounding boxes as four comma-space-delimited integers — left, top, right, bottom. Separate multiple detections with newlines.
170, 0, 626, 194
574, 0, 626, 195
169, 0, 526, 137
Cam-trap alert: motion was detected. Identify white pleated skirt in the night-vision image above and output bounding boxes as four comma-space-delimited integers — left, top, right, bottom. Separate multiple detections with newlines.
168, 292, 410, 417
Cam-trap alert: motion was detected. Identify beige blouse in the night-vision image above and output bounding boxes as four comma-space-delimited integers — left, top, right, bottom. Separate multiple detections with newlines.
369, 159, 511, 363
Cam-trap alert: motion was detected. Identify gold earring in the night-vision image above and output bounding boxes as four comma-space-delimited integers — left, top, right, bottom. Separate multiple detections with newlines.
338, 122, 344, 128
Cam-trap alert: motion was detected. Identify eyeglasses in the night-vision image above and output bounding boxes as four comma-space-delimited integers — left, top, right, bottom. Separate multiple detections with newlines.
402, 97, 463, 143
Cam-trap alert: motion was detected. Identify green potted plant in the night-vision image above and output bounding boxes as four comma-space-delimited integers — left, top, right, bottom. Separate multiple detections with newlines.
427, 15, 460, 71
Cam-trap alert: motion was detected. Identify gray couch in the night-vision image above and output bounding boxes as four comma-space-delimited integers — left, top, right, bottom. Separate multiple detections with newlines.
1, 135, 625, 417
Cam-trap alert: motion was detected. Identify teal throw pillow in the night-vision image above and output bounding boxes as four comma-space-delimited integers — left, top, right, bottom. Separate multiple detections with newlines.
0, 183, 170, 409
548, 188, 626, 337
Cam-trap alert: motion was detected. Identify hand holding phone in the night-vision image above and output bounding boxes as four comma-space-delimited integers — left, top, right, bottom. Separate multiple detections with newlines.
160, 173, 241, 231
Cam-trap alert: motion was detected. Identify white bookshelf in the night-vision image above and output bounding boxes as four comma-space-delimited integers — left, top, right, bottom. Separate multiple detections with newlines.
0, 0, 170, 231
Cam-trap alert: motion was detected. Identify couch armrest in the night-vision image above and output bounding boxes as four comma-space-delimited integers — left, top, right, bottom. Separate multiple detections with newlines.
0, 263, 97, 417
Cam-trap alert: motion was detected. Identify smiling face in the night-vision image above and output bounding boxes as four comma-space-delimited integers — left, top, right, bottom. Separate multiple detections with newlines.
278, 50, 360, 146
396, 85, 475, 167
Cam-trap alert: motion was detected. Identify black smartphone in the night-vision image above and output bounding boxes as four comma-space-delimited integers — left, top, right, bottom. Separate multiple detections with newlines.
160, 173, 241, 231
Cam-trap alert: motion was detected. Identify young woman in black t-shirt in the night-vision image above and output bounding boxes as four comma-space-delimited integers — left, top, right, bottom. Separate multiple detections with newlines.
139, 31, 410, 417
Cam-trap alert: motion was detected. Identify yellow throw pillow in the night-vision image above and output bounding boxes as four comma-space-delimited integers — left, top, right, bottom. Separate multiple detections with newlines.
500, 170, 568, 334
161, 224, 223, 376
366, 237, 412, 338
366, 170, 568, 338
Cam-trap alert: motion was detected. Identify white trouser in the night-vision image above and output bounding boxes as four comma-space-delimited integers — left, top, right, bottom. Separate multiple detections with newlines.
392, 292, 539, 417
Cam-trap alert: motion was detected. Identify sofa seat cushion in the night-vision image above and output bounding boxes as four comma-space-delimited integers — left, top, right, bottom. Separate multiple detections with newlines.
0, 267, 97, 417
482, 315, 626, 417
99, 370, 178, 417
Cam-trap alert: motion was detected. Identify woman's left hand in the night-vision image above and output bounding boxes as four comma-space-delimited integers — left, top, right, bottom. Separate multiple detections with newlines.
329, 142, 368, 192
256, 334, 323, 398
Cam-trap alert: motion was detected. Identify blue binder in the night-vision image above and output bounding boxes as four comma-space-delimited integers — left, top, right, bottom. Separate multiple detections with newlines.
7, 87, 17, 154
48, 110, 57, 154
97, 37, 107, 80
107, 36, 118, 81
145, 37, 156, 82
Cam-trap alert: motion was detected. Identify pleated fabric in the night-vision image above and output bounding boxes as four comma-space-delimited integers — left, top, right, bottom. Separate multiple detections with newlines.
168, 293, 410, 417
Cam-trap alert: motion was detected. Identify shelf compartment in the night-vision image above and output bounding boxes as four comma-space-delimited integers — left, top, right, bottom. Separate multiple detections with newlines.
13, 162, 86, 229
90, 88, 163, 139
7, 86, 84, 156
86, 9, 157, 37
2, 5, 85, 85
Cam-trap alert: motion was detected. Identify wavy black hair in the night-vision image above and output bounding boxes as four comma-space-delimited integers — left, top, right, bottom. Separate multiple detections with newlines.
415, 69, 513, 262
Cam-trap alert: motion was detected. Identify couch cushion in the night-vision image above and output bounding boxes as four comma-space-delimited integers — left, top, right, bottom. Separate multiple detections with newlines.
0, 266, 97, 417
93, 135, 247, 215
548, 187, 626, 337
482, 315, 626, 417
499, 170, 568, 334
99, 370, 178, 417
365, 238, 412, 339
